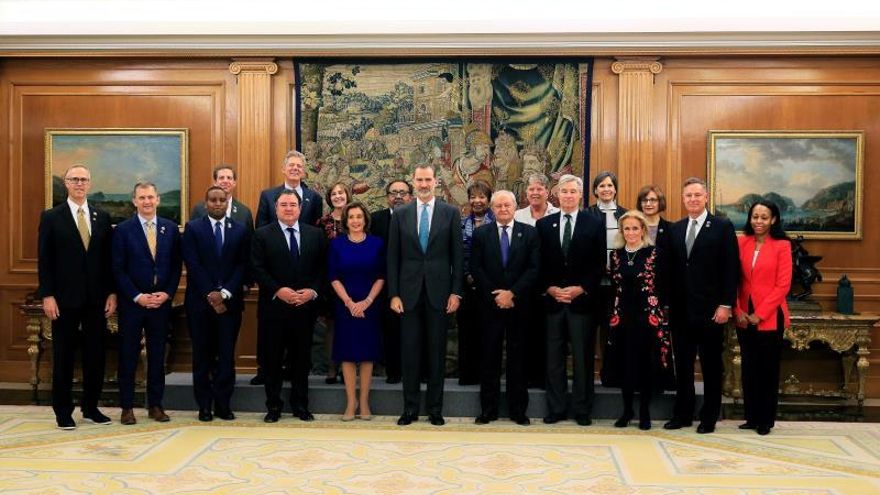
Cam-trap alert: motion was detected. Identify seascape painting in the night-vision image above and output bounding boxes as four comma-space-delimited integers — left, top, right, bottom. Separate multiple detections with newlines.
708, 131, 863, 240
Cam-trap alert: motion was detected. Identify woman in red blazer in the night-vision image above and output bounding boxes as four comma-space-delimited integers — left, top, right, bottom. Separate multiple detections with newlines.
735, 200, 792, 436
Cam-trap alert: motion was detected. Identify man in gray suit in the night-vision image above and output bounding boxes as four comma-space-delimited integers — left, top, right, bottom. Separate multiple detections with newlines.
387, 163, 464, 426
190, 165, 254, 232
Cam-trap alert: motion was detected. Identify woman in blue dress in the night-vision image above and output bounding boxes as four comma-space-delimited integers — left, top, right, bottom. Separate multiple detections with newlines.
328, 201, 385, 421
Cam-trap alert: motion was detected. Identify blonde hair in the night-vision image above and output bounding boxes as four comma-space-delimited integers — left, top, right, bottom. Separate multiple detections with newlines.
612, 210, 654, 249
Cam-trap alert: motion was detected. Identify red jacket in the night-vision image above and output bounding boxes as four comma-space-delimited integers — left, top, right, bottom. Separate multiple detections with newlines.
735, 235, 792, 331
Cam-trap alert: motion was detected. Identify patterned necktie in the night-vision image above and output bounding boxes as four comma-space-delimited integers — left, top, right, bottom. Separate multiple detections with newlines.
562, 214, 572, 255
76, 207, 90, 250
419, 203, 430, 253
686, 219, 698, 257
146, 221, 157, 259
214, 220, 224, 257
286, 227, 300, 264
500, 225, 510, 267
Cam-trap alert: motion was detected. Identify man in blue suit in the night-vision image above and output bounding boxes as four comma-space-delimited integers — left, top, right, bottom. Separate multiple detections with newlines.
112, 182, 182, 425
182, 186, 251, 422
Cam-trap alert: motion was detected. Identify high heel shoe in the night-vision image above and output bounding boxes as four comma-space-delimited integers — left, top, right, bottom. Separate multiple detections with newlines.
358, 403, 372, 421
342, 402, 357, 422
614, 411, 634, 428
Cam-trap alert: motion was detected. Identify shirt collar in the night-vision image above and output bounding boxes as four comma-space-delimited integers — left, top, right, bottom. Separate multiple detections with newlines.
420, 197, 436, 209
138, 214, 156, 225
279, 220, 300, 231
66, 197, 88, 213
689, 209, 709, 226
597, 200, 617, 212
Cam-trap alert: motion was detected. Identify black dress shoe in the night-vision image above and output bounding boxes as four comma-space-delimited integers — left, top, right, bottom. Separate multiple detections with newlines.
756, 425, 771, 436
397, 412, 418, 426
738, 422, 757, 430
56, 415, 76, 430
510, 414, 530, 426
263, 410, 281, 423
198, 409, 214, 422
696, 422, 715, 434
428, 414, 445, 426
614, 411, 634, 428
294, 410, 315, 421
214, 408, 235, 421
663, 419, 693, 430
543, 413, 565, 424
575, 415, 592, 426
474, 414, 498, 425
250, 374, 265, 386
638, 418, 652, 430
82, 409, 112, 425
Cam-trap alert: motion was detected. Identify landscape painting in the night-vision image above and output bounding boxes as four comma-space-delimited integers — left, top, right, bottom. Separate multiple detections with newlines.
708, 131, 863, 240
296, 60, 593, 212
45, 129, 189, 226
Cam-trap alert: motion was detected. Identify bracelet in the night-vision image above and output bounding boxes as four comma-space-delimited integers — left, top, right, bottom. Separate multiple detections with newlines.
365, 297, 373, 304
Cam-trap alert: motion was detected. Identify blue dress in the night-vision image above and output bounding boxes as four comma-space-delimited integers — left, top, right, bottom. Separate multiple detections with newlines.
328, 235, 385, 362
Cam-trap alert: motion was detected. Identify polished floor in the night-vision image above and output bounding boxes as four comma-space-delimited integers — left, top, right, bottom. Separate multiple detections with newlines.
0, 404, 878, 494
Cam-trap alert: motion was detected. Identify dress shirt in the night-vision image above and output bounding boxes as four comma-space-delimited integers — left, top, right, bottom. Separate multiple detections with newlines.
284, 182, 304, 203
496, 222, 514, 242
211, 216, 233, 300
66, 198, 92, 235
279, 220, 301, 254
558, 209, 579, 247
416, 197, 436, 236
134, 214, 158, 303
686, 209, 709, 239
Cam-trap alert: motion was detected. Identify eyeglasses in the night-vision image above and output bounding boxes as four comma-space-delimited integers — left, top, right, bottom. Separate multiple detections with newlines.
641, 198, 659, 204
387, 190, 410, 197
65, 177, 90, 184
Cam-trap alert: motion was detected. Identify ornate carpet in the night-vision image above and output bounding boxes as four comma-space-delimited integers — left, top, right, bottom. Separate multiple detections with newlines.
1, 405, 878, 494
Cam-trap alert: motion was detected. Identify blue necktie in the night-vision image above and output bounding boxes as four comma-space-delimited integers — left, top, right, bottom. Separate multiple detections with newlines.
500, 225, 510, 267
419, 203, 430, 253
213, 220, 223, 257
286, 227, 300, 264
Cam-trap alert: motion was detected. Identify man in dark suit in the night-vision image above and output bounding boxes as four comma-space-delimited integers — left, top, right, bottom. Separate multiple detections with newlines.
251, 189, 327, 423
470, 190, 539, 426
387, 163, 464, 426
536, 174, 606, 426
664, 177, 739, 434
370, 179, 412, 384
112, 182, 182, 425
190, 164, 254, 232
255, 150, 323, 228
38, 164, 116, 430
182, 186, 251, 422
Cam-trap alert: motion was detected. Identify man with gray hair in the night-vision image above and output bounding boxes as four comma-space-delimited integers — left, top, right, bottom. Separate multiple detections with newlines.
470, 189, 540, 426
535, 174, 605, 426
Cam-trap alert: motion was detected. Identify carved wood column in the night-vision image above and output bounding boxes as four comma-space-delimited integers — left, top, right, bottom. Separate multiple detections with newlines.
229, 59, 278, 209
611, 58, 662, 206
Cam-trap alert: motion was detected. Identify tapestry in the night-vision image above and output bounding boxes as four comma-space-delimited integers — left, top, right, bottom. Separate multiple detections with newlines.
296, 59, 594, 211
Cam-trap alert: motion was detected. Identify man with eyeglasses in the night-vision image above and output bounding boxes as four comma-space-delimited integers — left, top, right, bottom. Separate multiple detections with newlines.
371, 179, 413, 384
38, 164, 116, 430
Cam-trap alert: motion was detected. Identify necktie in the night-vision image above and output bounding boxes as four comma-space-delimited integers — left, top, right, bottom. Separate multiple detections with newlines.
419, 203, 430, 253
686, 219, 697, 257
214, 220, 223, 257
286, 227, 300, 264
562, 214, 572, 255
146, 221, 157, 259
500, 225, 510, 267
76, 207, 90, 250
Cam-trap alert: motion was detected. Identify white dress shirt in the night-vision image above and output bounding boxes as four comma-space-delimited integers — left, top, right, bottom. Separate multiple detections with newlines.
66, 198, 92, 235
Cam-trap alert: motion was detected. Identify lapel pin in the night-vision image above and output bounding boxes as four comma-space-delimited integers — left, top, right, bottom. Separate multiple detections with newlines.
553, 223, 558, 228
159, 225, 166, 235
705, 220, 712, 228
517, 232, 522, 238
232, 205, 238, 214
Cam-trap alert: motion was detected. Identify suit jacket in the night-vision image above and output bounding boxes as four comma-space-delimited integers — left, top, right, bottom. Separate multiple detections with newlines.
190, 198, 254, 233
470, 221, 540, 306
586, 204, 628, 221
111, 215, 182, 306
37, 202, 114, 307
386, 199, 464, 311
255, 183, 322, 228
250, 221, 327, 316
535, 210, 606, 314
668, 212, 739, 323
370, 207, 394, 247
735, 235, 792, 331
182, 216, 251, 312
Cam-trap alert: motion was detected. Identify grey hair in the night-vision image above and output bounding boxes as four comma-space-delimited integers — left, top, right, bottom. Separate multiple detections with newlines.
525, 173, 550, 188
284, 150, 306, 164
557, 174, 583, 192
490, 189, 517, 206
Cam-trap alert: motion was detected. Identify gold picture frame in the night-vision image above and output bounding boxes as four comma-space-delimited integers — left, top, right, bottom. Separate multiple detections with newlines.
45, 128, 189, 226
708, 130, 864, 240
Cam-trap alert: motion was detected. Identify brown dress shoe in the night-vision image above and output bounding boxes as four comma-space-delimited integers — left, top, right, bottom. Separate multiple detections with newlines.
148, 406, 170, 422
120, 408, 137, 425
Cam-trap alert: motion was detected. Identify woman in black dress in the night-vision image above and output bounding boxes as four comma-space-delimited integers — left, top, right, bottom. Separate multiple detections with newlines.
604, 211, 673, 430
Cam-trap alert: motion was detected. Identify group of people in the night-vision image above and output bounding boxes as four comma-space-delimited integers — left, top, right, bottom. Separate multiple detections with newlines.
38, 151, 792, 436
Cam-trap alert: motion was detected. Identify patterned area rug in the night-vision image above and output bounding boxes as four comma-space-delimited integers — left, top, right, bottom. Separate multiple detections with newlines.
1, 405, 878, 494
